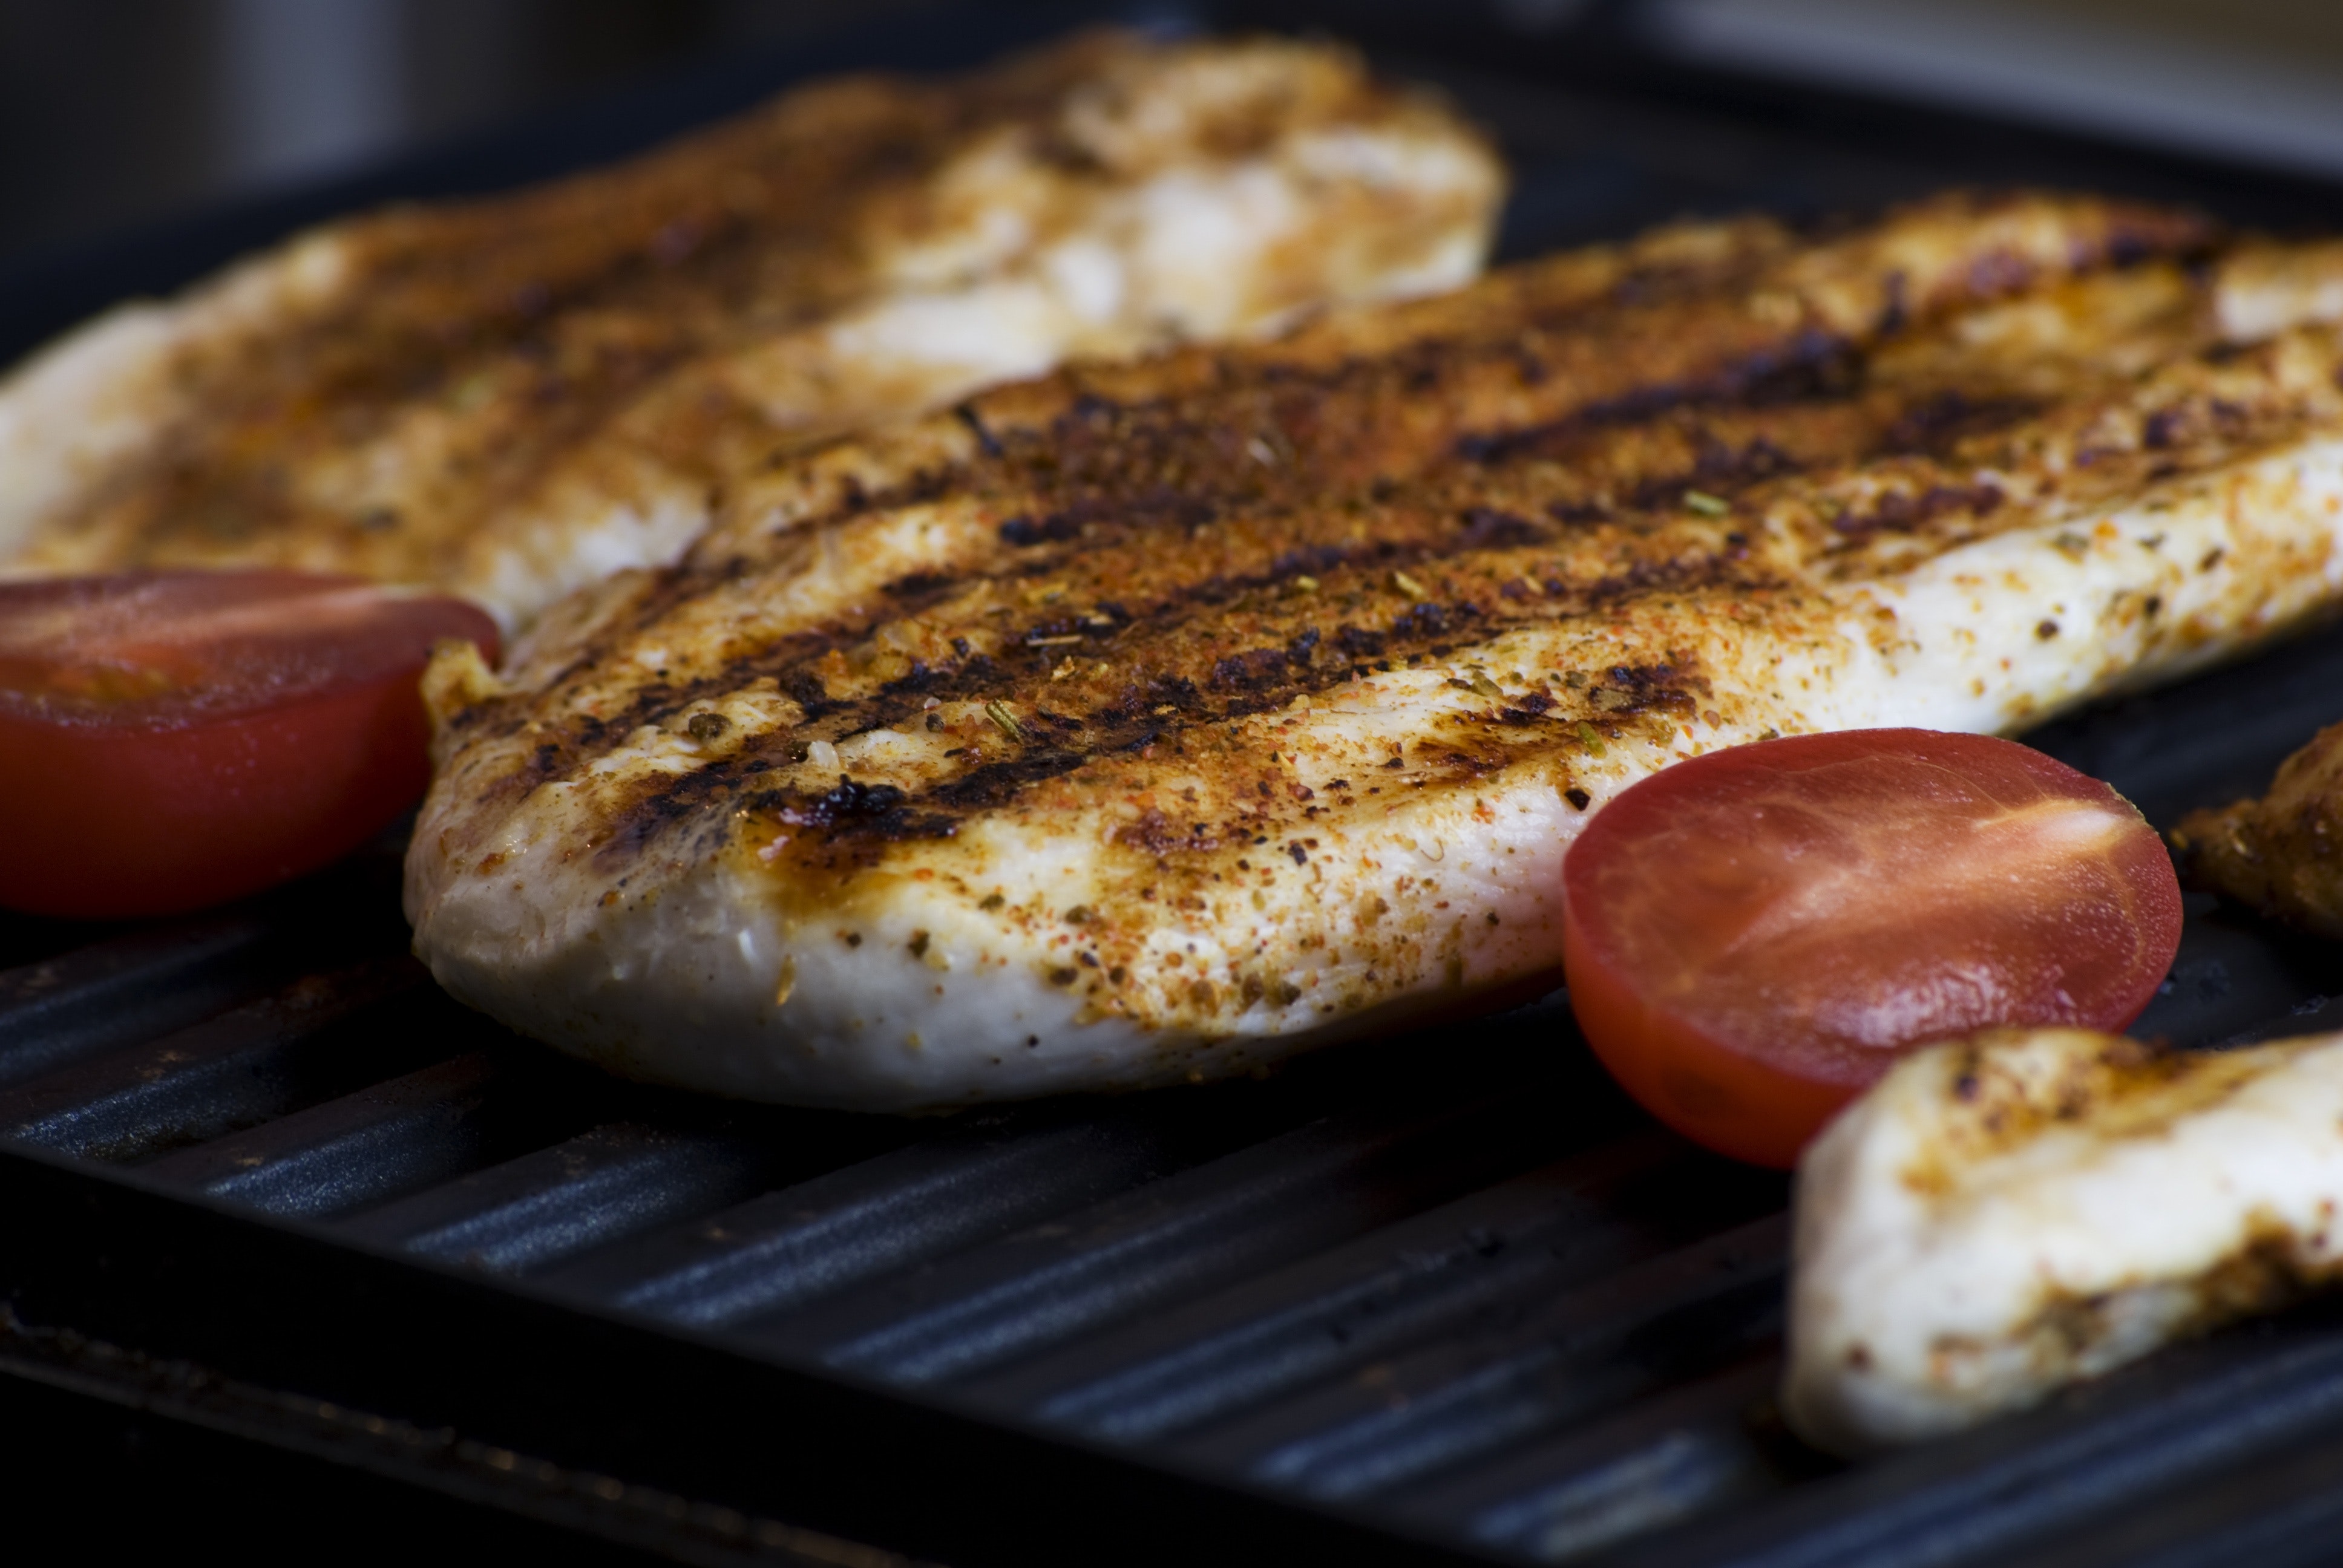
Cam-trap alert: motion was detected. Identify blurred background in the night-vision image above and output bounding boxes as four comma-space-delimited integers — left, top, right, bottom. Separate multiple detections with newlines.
0, 0, 948, 261
3, 0, 2342, 275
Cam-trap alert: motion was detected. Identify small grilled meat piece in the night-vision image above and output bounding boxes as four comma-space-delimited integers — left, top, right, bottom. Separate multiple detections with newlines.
0, 31, 1502, 629
1787, 1027, 2343, 1455
409, 195, 2343, 1112
2172, 719, 2343, 939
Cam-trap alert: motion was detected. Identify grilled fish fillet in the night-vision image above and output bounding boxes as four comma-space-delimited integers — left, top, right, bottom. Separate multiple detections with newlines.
2171, 719, 2343, 938
0, 31, 1500, 630
1784, 1027, 2343, 1455
407, 193, 2343, 1111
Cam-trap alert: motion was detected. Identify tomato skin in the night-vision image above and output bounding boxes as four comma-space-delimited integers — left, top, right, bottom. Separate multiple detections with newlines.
1559, 729, 2183, 1168
0, 573, 496, 919
1563, 906, 1861, 1168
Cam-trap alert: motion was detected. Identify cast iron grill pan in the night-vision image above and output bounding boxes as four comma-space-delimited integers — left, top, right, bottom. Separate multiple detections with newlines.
8, 5, 2343, 1563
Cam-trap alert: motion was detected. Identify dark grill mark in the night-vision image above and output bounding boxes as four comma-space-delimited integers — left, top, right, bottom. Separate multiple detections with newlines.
1456, 508, 1551, 549
1501, 693, 1559, 725
928, 751, 1089, 812
783, 668, 835, 714
523, 202, 2239, 866
1455, 329, 1858, 465
1623, 433, 1802, 511
1886, 390, 2043, 453
735, 776, 958, 851
1213, 649, 1292, 690
1270, 542, 1355, 578
885, 570, 959, 599
579, 525, 1772, 861
1000, 513, 1081, 547
1831, 482, 2005, 537
594, 758, 746, 865
803, 777, 908, 826
1391, 601, 1461, 640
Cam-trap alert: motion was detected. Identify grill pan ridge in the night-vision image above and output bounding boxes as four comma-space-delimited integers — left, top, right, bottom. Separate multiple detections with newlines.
12, 5, 2343, 1563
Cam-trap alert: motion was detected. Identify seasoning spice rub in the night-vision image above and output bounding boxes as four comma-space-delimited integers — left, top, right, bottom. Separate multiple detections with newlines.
0, 31, 1502, 630
406, 191, 2343, 1109
2172, 718, 2343, 939
1787, 1025, 2343, 1454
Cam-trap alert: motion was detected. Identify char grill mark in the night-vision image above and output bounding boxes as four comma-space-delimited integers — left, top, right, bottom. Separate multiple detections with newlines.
45, 71, 1003, 566
586, 527, 1763, 858
531, 196, 2217, 678
920, 211, 1817, 489
567, 319, 2197, 760
1881, 390, 2049, 452
582, 321, 2343, 861
1829, 481, 2007, 539
700, 193, 2218, 560
583, 487, 1758, 753
10, 31, 1524, 630
473, 195, 2241, 864
1451, 327, 1861, 464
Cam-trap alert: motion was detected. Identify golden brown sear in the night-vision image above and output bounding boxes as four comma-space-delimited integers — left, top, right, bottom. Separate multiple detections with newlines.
0, 30, 1504, 627
399, 189, 2343, 1111
2174, 721, 2343, 940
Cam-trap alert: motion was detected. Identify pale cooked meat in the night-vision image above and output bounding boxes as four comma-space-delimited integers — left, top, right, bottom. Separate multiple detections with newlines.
2213, 237, 2343, 342
1784, 1027, 2343, 1455
407, 195, 2343, 1112
2171, 720, 2343, 939
0, 31, 1501, 630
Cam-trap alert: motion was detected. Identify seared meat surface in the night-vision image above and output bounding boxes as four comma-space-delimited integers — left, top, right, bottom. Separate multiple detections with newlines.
408, 192, 2343, 1109
2172, 721, 2343, 939
1788, 1026, 2343, 1454
0, 32, 1500, 629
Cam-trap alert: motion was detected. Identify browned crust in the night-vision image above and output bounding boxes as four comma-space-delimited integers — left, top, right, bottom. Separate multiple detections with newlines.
427, 191, 2262, 909
8, 30, 1486, 593
1901, 1030, 2276, 1193
698, 189, 2215, 565
2174, 719, 2343, 940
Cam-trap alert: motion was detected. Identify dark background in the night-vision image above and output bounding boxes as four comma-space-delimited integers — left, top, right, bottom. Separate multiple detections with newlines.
0, 0, 948, 264
7, 0, 2343, 289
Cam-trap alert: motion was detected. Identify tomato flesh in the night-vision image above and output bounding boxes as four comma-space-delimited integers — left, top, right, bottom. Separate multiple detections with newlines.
1560, 729, 2183, 1167
0, 572, 497, 918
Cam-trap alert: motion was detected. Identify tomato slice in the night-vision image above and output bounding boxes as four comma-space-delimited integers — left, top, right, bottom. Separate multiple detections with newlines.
0, 572, 497, 919
1560, 728, 2183, 1168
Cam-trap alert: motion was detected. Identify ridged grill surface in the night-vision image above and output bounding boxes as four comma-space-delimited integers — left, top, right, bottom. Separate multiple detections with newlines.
11, 8, 2343, 1563
7, 574, 2343, 1565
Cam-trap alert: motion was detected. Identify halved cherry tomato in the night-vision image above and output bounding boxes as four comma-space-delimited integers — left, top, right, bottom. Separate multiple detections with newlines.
0, 571, 497, 919
1560, 729, 2182, 1168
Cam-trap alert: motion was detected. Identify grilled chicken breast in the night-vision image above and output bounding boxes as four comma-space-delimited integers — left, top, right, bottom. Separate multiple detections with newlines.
0, 31, 1500, 630
407, 192, 2343, 1111
2172, 720, 2343, 939
1785, 1027, 2343, 1455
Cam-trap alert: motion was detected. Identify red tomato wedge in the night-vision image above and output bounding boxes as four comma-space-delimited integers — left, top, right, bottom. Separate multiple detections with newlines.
1560, 729, 2183, 1168
0, 572, 497, 919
